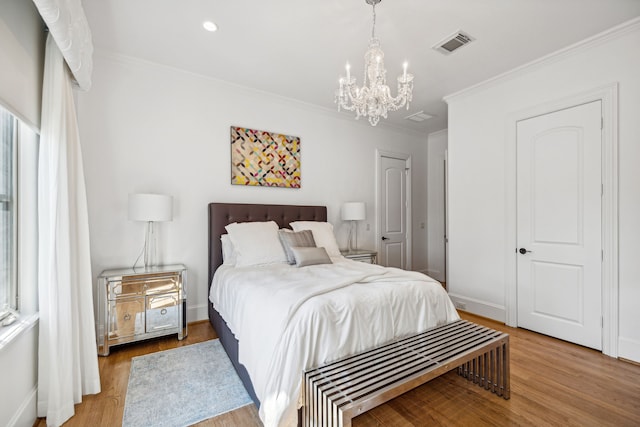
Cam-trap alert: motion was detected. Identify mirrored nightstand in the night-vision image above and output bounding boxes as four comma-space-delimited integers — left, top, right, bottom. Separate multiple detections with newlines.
96, 264, 187, 356
341, 249, 377, 264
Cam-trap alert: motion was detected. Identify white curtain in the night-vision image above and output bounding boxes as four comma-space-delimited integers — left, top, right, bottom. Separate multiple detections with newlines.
37, 34, 100, 427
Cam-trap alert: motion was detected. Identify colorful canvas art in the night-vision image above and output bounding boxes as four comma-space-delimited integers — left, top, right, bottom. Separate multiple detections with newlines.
231, 126, 301, 188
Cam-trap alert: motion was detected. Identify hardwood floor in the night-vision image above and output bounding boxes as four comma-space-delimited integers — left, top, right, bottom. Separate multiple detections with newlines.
38, 314, 640, 426
33, 321, 218, 427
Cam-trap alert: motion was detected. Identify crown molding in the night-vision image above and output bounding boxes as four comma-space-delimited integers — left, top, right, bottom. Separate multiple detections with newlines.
427, 128, 448, 139
443, 17, 640, 104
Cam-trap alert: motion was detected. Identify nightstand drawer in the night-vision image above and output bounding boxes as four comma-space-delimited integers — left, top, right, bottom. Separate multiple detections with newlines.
108, 275, 180, 299
349, 255, 375, 263
108, 276, 180, 299
109, 297, 145, 339
147, 294, 179, 332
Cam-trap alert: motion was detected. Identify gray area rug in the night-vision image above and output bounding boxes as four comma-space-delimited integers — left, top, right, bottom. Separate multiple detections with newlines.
123, 339, 253, 427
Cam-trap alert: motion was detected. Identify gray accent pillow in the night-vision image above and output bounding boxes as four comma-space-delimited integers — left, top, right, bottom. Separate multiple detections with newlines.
278, 229, 317, 264
290, 247, 332, 267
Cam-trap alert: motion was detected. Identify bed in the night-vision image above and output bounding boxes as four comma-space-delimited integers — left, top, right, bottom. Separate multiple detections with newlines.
207, 202, 459, 426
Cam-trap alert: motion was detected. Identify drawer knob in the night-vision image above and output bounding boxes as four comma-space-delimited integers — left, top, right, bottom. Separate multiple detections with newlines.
161, 308, 167, 315
123, 313, 131, 321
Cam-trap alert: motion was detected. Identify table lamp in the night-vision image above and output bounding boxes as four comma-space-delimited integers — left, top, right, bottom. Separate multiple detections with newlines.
128, 193, 173, 269
341, 202, 366, 252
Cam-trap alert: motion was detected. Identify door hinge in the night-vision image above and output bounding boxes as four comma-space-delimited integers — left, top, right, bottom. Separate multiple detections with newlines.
601, 183, 604, 197
601, 250, 604, 261
601, 316, 604, 328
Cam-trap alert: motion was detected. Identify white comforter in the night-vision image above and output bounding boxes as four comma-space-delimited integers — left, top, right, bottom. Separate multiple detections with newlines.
209, 257, 459, 427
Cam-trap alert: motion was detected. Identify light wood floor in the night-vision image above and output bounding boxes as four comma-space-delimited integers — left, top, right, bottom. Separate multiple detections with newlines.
37, 313, 640, 426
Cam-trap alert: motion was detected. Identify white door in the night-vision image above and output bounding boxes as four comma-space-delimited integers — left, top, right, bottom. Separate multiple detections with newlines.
516, 100, 602, 350
379, 155, 409, 269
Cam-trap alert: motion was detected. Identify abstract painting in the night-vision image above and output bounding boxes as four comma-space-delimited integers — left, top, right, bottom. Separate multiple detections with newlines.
230, 126, 301, 188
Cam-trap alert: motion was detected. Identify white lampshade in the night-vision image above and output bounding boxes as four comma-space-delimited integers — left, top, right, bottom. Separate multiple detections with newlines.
341, 202, 366, 221
128, 193, 173, 222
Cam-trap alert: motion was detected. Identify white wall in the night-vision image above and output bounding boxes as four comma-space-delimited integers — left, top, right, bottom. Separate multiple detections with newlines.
445, 19, 640, 362
426, 129, 447, 282
0, 323, 38, 427
76, 52, 429, 323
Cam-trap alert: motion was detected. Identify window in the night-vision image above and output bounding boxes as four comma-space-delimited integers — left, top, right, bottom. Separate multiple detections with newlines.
0, 107, 17, 316
0, 105, 38, 330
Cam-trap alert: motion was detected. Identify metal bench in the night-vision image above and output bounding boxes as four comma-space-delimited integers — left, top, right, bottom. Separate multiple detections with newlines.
302, 319, 510, 427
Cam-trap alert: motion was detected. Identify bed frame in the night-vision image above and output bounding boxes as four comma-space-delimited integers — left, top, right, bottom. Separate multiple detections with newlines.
207, 202, 328, 408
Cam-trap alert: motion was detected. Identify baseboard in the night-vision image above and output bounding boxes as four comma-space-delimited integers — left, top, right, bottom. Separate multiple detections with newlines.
7, 385, 36, 427
187, 303, 209, 323
618, 336, 640, 364
447, 293, 505, 323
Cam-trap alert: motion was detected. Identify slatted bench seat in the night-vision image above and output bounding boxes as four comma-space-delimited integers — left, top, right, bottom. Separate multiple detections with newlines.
302, 319, 510, 427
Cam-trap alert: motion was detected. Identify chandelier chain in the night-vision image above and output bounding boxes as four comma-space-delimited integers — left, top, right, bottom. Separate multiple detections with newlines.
371, 3, 376, 39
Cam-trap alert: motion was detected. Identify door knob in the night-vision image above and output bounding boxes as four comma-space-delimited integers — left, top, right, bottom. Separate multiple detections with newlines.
518, 248, 532, 255
381, 236, 389, 241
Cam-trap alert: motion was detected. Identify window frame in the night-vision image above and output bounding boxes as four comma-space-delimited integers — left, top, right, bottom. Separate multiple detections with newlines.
0, 108, 18, 315
0, 106, 40, 347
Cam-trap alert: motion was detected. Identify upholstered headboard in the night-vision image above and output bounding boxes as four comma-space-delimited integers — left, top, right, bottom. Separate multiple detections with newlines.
207, 203, 327, 286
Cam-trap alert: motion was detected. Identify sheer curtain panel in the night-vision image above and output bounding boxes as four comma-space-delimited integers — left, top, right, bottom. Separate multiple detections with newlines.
31, 0, 92, 90
37, 34, 100, 427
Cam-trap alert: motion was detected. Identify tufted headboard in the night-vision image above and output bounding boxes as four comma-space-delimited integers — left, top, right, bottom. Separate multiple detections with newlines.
207, 203, 327, 287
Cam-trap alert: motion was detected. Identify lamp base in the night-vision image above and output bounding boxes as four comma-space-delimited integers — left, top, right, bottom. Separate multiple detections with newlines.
144, 221, 157, 268
347, 220, 359, 252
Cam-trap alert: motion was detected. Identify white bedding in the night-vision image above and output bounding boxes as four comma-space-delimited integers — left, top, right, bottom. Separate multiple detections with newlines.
209, 257, 459, 427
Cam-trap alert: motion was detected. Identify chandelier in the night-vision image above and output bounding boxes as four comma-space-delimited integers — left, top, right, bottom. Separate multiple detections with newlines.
335, 0, 414, 126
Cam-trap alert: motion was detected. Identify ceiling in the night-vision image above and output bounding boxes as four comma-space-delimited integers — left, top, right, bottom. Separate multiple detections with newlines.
82, 0, 640, 134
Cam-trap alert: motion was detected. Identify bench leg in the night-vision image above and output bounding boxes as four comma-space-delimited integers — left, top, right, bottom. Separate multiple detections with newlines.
456, 341, 510, 400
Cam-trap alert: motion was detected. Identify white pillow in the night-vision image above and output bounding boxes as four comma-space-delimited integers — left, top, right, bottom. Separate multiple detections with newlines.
220, 234, 237, 266
225, 221, 288, 266
289, 221, 341, 257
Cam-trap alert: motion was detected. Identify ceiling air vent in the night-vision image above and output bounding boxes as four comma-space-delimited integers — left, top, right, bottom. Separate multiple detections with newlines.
433, 30, 475, 55
404, 111, 433, 122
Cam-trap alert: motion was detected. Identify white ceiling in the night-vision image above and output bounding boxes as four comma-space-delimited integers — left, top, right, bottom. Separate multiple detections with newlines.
82, 0, 640, 134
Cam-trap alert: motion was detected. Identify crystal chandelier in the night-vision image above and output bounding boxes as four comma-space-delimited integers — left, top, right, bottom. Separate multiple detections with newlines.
335, 0, 414, 126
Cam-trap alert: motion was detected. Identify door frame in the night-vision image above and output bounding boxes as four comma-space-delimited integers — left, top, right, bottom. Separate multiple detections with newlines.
375, 149, 412, 270
505, 83, 619, 357
444, 150, 448, 285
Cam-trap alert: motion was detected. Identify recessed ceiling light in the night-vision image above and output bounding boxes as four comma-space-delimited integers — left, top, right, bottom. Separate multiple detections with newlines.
203, 21, 218, 32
